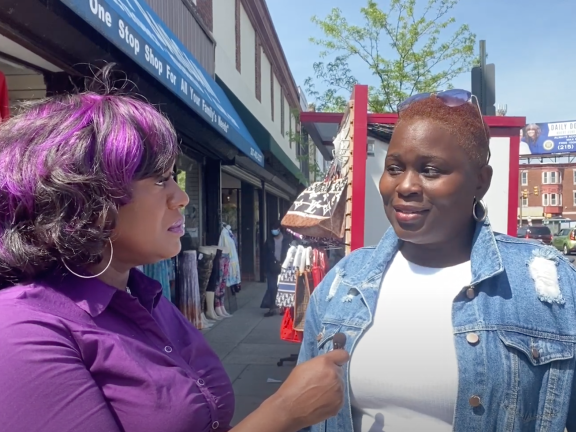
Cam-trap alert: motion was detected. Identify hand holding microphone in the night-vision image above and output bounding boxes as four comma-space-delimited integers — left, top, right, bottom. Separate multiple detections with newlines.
332, 332, 346, 350
268, 332, 349, 432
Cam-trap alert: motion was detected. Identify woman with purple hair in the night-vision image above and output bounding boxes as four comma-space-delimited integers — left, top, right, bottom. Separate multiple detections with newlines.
0, 66, 348, 432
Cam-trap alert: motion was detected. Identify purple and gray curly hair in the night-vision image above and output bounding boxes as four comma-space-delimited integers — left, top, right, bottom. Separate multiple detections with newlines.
0, 69, 179, 288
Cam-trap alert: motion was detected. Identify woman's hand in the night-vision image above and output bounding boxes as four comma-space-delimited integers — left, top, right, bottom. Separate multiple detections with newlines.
232, 348, 350, 432
270, 348, 349, 430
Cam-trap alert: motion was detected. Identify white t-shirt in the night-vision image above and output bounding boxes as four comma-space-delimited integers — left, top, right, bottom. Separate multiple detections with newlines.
349, 251, 471, 432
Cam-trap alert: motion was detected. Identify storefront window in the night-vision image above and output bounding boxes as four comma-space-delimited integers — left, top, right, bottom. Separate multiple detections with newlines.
177, 154, 202, 249
222, 188, 240, 237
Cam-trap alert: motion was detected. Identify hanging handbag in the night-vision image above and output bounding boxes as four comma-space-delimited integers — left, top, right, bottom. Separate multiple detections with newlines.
293, 271, 312, 332
275, 266, 297, 308
280, 307, 303, 343
281, 177, 348, 240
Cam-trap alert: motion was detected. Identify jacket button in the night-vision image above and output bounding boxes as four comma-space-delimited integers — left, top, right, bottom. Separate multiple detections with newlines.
466, 286, 476, 299
469, 395, 482, 407
532, 348, 540, 360
466, 333, 480, 345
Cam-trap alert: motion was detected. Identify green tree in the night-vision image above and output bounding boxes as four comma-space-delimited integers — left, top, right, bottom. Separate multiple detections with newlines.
305, 0, 476, 113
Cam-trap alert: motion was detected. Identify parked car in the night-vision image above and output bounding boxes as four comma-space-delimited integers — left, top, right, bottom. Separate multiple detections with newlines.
552, 228, 576, 255
517, 226, 553, 245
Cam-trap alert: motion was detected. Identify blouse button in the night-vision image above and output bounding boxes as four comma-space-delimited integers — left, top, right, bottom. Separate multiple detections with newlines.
164, 346, 173, 353
197, 378, 205, 386
465, 286, 476, 300
211, 421, 220, 430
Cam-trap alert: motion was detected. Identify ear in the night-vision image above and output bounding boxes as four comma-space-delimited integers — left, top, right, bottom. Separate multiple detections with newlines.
476, 164, 493, 200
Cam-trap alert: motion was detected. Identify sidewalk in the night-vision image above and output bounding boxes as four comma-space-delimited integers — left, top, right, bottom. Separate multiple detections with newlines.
202, 282, 300, 426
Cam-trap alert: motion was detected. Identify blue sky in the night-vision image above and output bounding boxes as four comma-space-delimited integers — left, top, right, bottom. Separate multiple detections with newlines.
268, 0, 575, 123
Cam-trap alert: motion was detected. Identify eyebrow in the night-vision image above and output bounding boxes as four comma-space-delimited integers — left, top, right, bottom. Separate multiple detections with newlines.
386, 152, 447, 162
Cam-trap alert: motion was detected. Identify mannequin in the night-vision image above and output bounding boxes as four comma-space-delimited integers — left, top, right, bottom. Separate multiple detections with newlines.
198, 246, 219, 324
215, 245, 232, 318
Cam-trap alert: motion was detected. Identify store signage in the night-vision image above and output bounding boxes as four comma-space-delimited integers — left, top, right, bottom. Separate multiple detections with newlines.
520, 120, 576, 156
60, 0, 265, 166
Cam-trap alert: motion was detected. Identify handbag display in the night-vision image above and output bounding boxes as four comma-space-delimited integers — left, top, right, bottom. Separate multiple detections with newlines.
281, 177, 348, 240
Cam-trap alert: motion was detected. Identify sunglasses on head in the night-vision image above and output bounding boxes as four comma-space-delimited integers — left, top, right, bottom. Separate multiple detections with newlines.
397, 89, 491, 164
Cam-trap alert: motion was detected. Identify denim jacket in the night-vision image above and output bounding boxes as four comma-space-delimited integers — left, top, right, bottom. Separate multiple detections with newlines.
298, 220, 576, 432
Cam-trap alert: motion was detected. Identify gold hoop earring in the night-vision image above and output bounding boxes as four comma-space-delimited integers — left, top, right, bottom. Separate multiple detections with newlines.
472, 197, 488, 222
62, 239, 114, 279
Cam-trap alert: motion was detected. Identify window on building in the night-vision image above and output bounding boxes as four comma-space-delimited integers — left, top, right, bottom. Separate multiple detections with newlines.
521, 171, 528, 186
542, 171, 560, 184
543, 194, 549, 206
573, 169, 576, 184
288, 116, 292, 149
280, 91, 285, 136
521, 196, 528, 207
573, 191, 576, 206
543, 194, 562, 207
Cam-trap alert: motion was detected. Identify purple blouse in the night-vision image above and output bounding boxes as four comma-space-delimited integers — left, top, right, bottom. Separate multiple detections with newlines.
0, 269, 234, 432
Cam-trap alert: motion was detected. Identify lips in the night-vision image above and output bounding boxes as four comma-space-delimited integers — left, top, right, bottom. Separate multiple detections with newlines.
393, 205, 430, 223
168, 218, 185, 235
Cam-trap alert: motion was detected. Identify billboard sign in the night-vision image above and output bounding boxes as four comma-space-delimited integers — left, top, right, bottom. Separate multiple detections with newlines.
520, 121, 576, 155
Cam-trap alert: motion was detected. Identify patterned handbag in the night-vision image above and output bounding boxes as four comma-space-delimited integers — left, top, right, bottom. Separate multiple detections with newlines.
275, 266, 296, 308
281, 178, 348, 240
293, 271, 313, 332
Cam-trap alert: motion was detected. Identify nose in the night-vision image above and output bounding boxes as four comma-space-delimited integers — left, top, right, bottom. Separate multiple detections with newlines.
396, 170, 422, 197
169, 182, 190, 210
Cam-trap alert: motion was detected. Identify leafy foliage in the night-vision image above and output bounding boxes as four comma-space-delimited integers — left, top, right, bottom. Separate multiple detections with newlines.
305, 0, 476, 113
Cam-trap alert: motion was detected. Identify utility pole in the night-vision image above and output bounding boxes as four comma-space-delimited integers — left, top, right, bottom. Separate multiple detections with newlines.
471, 40, 496, 116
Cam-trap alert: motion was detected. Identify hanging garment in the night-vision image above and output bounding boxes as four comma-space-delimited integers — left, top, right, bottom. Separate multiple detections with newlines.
206, 249, 223, 293
0, 71, 9, 121
218, 227, 241, 287
178, 251, 202, 329
142, 259, 174, 301
280, 307, 303, 343
215, 253, 230, 308
311, 248, 329, 288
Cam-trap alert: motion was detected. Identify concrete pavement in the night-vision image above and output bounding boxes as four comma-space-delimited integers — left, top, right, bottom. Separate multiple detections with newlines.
202, 282, 300, 425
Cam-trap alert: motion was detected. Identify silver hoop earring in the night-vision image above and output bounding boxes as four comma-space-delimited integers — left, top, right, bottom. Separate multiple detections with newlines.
62, 239, 114, 279
472, 198, 488, 222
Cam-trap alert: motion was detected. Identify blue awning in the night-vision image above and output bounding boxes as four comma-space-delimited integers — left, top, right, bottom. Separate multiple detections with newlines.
59, 0, 264, 167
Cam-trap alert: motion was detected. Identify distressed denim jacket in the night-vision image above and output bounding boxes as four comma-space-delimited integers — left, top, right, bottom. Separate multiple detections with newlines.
298, 220, 576, 432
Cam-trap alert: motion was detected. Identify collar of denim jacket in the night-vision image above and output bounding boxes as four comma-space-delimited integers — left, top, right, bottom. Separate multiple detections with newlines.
343, 218, 504, 291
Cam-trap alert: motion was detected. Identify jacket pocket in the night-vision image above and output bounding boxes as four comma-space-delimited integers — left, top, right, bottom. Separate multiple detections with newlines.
498, 330, 574, 366
497, 329, 575, 425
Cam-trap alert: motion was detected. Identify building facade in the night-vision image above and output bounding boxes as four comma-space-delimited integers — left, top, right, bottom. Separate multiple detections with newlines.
0, 0, 311, 293
193, 0, 315, 280
518, 164, 576, 224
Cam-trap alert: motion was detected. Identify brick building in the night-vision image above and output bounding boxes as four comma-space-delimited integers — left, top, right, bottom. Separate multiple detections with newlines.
518, 164, 576, 224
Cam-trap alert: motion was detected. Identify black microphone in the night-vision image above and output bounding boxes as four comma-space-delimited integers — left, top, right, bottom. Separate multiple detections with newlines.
333, 332, 346, 350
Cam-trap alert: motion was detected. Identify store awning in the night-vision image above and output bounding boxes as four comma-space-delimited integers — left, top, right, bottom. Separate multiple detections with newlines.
59, 0, 264, 167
